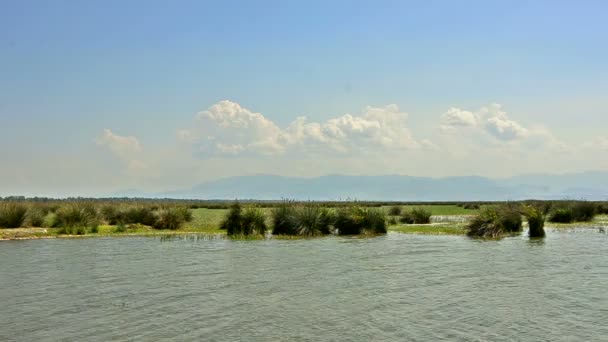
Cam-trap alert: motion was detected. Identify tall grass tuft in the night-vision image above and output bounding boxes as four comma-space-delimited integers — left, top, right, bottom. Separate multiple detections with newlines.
400, 207, 432, 224
548, 207, 573, 223
153, 207, 187, 230
570, 201, 596, 222
240, 208, 267, 236
466, 205, 522, 238
335, 206, 387, 235
0, 202, 28, 228
272, 203, 299, 235
26, 206, 47, 227
122, 206, 156, 226
55, 203, 100, 234
388, 205, 402, 216
547, 201, 596, 223
523, 205, 545, 238
221, 202, 267, 236
496, 204, 523, 233
101, 204, 122, 225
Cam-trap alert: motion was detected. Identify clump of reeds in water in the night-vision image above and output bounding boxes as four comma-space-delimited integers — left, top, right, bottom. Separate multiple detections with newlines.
466, 204, 522, 238
334, 206, 387, 235
399, 207, 432, 224
547, 201, 597, 223
55, 202, 100, 235
522, 205, 545, 238
221, 202, 267, 236
0, 202, 28, 228
271, 202, 335, 236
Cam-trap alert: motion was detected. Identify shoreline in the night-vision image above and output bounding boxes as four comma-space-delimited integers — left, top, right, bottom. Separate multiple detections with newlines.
2, 221, 606, 241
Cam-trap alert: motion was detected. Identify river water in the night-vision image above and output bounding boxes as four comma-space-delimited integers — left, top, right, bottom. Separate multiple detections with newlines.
1, 230, 606, 341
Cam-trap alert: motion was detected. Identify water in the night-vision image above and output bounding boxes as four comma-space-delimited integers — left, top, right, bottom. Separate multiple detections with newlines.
1, 230, 606, 341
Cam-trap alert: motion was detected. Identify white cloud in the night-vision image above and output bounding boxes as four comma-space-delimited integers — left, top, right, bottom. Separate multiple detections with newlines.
182, 100, 425, 156
440, 103, 547, 142
96, 129, 146, 170
441, 107, 479, 129
583, 136, 608, 150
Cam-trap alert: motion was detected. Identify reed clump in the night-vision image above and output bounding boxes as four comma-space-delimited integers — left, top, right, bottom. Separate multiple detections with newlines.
522, 205, 545, 238
388, 205, 402, 216
335, 206, 387, 235
547, 201, 597, 223
55, 203, 100, 235
400, 207, 432, 224
272, 202, 335, 236
466, 204, 522, 238
0, 202, 28, 228
152, 207, 188, 230
221, 202, 267, 236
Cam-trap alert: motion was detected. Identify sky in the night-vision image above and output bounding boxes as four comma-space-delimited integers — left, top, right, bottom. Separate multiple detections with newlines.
1, 0, 608, 196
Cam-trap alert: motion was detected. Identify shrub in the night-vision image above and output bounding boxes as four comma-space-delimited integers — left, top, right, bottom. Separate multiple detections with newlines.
388, 206, 402, 216
153, 208, 186, 230
466, 205, 522, 238
548, 208, 573, 223
400, 207, 432, 224
123, 206, 156, 226
55, 203, 100, 234
0, 202, 29, 228
523, 206, 545, 238
463, 203, 480, 210
175, 207, 193, 222
388, 217, 398, 225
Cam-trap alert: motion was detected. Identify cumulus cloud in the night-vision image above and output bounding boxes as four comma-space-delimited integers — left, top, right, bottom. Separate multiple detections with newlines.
181, 100, 426, 156
96, 129, 146, 170
441, 103, 537, 142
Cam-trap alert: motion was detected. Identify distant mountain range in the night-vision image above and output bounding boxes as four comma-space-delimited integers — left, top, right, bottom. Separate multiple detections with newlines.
114, 171, 608, 201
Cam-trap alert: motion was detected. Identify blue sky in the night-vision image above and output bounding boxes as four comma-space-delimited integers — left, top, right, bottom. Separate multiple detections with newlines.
1, 1, 608, 196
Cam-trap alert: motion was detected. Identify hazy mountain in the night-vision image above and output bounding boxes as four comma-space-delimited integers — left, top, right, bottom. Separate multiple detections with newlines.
153, 172, 608, 201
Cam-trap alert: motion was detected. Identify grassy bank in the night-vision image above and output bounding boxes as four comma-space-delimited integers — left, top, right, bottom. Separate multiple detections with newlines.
2, 202, 607, 241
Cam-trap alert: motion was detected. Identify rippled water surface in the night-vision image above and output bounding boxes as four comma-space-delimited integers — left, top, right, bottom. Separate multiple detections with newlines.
1, 230, 607, 341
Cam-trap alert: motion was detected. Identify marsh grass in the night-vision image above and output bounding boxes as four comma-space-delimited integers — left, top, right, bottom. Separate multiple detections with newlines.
152, 207, 188, 230
221, 202, 267, 236
272, 202, 335, 236
400, 207, 432, 224
26, 206, 46, 227
122, 206, 156, 226
55, 203, 100, 235
0, 202, 29, 228
335, 206, 387, 235
388, 205, 402, 216
548, 201, 597, 223
466, 204, 522, 238
523, 205, 545, 238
